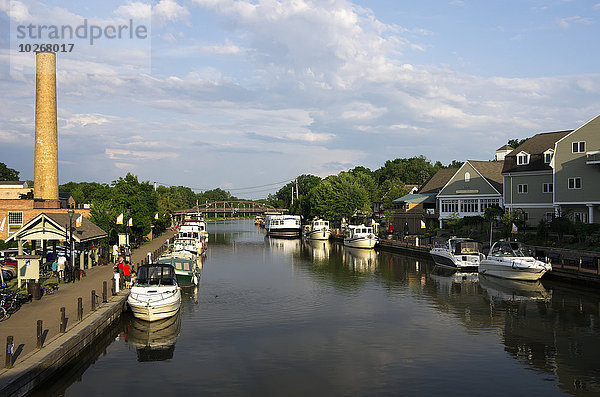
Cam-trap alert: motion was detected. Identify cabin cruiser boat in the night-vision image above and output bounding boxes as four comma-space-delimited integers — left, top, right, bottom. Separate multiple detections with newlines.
158, 251, 201, 287
479, 241, 551, 281
303, 218, 331, 240
128, 264, 181, 322
254, 216, 264, 226
343, 224, 378, 249
264, 214, 301, 237
429, 238, 484, 271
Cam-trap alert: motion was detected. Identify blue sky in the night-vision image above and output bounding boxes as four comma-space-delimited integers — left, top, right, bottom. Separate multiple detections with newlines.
1, 0, 600, 198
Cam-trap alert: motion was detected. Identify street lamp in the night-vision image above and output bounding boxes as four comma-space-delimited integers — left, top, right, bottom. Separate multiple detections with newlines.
67, 208, 74, 282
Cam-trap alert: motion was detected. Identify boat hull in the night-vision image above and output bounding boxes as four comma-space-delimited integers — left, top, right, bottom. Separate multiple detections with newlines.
429, 250, 479, 271
128, 288, 181, 322
304, 229, 331, 240
267, 228, 301, 238
479, 260, 549, 281
344, 237, 377, 249
175, 271, 199, 287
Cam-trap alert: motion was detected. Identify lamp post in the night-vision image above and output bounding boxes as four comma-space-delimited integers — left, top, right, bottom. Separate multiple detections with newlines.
67, 208, 74, 283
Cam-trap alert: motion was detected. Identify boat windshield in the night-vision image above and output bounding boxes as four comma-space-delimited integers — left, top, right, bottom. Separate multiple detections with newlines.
136, 265, 176, 286
491, 242, 531, 257
455, 241, 481, 255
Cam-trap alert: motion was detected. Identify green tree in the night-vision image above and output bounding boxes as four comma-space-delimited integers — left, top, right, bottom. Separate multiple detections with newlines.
507, 138, 529, 149
0, 163, 20, 181
308, 173, 370, 221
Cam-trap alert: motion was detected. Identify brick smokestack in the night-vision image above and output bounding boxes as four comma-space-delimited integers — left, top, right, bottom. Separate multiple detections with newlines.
33, 52, 59, 200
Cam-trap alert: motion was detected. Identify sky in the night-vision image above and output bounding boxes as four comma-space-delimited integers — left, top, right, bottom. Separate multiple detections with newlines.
1, 0, 600, 199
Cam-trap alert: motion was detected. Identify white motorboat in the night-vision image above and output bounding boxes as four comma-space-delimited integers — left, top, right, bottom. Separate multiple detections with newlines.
172, 236, 205, 256
479, 241, 551, 281
158, 251, 201, 287
128, 264, 181, 322
182, 217, 209, 243
264, 214, 301, 237
343, 224, 378, 249
303, 218, 331, 240
429, 238, 484, 271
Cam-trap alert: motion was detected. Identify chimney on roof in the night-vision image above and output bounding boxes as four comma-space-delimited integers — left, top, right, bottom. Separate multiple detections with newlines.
33, 52, 59, 201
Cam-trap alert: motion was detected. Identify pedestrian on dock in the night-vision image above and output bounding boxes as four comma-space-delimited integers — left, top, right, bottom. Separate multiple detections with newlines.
123, 261, 131, 288
51, 256, 58, 278
57, 255, 66, 282
112, 243, 119, 263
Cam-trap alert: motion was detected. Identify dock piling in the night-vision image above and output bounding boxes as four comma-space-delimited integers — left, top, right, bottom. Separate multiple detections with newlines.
91, 290, 96, 311
5, 336, 14, 368
60, 307, 66, 333
36, 320, 43, 348
103, 281, 107, 303
77, 298, 83, 321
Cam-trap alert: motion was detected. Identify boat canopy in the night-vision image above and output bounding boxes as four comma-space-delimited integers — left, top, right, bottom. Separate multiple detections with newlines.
490, 241, 531, 258
450, 239, 482, 255
136, 264, 177, 286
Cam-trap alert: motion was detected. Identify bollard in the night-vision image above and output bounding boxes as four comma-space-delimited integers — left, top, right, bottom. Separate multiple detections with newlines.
60, 307, 66, 333
5, 336, 13, 368
37, 320, 43, 348
78, 298, 83, 321
91, 290, 96, 311
103, 281, 108, 303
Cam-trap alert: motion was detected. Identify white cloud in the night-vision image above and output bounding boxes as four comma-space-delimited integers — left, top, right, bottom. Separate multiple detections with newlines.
153, 0, 189, 23
556, 15, 595, 28
201, 42, 241, 55
115, 1, 151, 19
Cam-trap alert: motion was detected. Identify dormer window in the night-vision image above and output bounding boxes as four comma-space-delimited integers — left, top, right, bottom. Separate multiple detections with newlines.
464, 172, 470, 182
516, 151, 530, 165
544, 149, 554, 164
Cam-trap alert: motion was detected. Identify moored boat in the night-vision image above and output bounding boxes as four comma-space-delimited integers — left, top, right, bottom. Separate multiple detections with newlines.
303, 218, 331, 240
157, 251, 201, 287
264, 214, 301, 237
479, 241, 551, 281
429, 238, 484, 271
128, 263, 181, 322
343, 224, 378, 249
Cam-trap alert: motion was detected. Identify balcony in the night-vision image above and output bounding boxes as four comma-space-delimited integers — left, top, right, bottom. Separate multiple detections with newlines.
586, 151, 600, 165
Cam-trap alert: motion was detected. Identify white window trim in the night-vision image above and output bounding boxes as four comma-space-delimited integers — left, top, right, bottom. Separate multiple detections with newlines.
517, 184, 528, 194
572, 141, 586, 153
516, 151, 530, 165
542, 183, 553, 194
543, 149, 554, 164
464, 172, 470, 182
568, 177, 582, 190
7, 211, 23, 225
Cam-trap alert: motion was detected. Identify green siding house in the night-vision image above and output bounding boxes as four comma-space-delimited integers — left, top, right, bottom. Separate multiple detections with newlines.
437, 160, 504, 228
554, 115, 600, 223
502, 130, 571, 226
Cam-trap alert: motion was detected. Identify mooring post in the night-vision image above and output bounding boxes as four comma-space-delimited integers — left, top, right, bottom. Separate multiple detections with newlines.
91, 290, 96, 311
103, 281, 108, 303
112, 278, 116, 296
60, 307, 66, 333
78, 298, 83, 321
5, 336, 14, 368
37, 320, 43, 348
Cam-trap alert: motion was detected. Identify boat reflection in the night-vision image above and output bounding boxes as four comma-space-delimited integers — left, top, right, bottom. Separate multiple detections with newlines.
479, 274, 551, 304
303, 239, 331, 264
342, 246, 378, 273
429, 265, 479, 296
264, 235, 301, 254
127, 313, 181, 362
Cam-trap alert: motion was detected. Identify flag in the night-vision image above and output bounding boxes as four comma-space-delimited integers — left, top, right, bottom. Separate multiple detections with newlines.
420, 220, 426, 228
511, 223, 518, 234
154, 213, 159, 220
0, 217, 5, 231
128, 218, 133, 227
75, 213, 83, 227
116, 213, 124, 225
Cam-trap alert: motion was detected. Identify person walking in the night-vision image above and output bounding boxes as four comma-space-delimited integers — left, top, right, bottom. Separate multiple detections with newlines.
123, 261, 131, 288
51, 257, 58, 278
57, 255, 66, 282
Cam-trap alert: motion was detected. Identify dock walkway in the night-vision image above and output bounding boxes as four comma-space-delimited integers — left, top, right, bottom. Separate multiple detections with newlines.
0, 231, 174, 395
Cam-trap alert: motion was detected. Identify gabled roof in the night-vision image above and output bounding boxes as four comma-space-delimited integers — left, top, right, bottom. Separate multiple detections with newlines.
5, 212, 107, 243
468, 160, 504, 194
497, 144, 513, 151
418, 168, 459, 194
503, 130, 572, 173
0, 181, 28, 187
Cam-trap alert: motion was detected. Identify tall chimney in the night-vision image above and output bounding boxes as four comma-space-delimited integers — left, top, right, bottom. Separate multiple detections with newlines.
33, 52, 59, 200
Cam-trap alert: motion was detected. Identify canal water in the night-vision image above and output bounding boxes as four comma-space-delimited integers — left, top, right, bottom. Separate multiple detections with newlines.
40, 220, 600, 396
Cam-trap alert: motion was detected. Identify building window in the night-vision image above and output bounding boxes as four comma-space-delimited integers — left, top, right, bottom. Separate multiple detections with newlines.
480, 199, 500, 211
568, 177, 582, 189
574, 212, 588, 223
517, 184, 528, 194
460, 199, 478, 213
542, 183, 553, 193
517, 152, 529, 165
544, 149, 554, 163
464, 172, 470, 182
545, 212, 554, 222
441, 200, 458, 213
572, 141, 586, 153
8, 211, 23, 226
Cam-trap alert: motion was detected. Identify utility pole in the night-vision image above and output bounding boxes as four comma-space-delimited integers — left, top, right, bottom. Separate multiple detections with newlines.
291, 184, 294, 206
153, 181, 157, 191
295, 178, 299, 200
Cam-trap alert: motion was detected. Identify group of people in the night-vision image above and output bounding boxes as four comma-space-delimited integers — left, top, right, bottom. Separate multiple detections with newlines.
113, 256, 135, 289
112, 244, 132, 265
50, 255, 78, 283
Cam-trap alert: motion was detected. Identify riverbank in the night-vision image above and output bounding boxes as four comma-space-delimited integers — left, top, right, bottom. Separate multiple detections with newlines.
0, 230, 174, 396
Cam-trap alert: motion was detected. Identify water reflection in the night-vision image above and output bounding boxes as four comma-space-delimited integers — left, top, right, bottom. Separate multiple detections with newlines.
479, 274, 551, 304
264, 235, 301, 254
126, 314, 181, 362
342, 246, 377, 273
